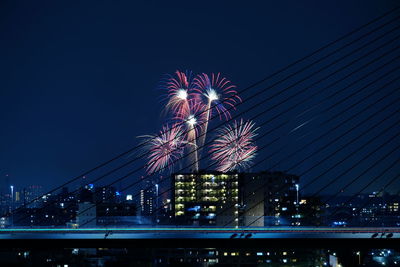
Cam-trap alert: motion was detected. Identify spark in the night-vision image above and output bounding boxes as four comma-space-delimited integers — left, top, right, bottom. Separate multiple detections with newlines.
177, 89, 188, 100
207, 88, 219, 101
187, 115, 197, 126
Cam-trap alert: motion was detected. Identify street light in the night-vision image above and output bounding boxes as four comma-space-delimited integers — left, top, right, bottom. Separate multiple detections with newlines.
10, 185, 14, 204
155, 184, 159, 224
295, 184, 300, 226
356, 251, 361, 265
10, 185, 14, 227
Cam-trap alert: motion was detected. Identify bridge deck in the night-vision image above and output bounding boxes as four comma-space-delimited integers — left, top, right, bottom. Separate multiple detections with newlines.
0, 227, 398, 248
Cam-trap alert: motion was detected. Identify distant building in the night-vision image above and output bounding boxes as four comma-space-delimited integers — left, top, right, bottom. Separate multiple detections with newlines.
96, 203, 137, 226
298, 196, 324, 226
147, 248, 328, 266
94, 186, 117, 204
23, 185, 44, 208
76, 202, 96, 228
239, 171, 299, 226
324, 192, 400, 227
140, 180, 157, 217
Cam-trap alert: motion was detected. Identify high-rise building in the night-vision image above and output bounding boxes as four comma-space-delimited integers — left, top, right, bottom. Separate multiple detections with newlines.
172, 172, 240, 226
140, 180, 157, 217
239, 171, 299, 226
23, 185, 44, 208
94, 186, 117, 204
172, 171, 300, 227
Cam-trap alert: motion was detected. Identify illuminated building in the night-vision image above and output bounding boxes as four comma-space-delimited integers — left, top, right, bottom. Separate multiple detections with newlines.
172, 172, 240, 226
172, 171, 299, 227
140, 180, 157, 217
15, 191, 20, 202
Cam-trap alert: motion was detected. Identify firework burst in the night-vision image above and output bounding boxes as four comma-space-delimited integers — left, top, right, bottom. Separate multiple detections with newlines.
175, 99, 206, 135
162, 70, 197, 119
139, 124, 187, 174
180, 100, 206, 172
193, 72, 241, 121
193, 73, 241, 158
210, 119, 258, 172
140, 70, 258, 175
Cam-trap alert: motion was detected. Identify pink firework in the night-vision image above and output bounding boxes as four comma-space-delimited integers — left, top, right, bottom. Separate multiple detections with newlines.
210, 119, 258, 172
162, 70, 197, 119
175, 99, 206, 135
179, 99, 206, 173
193, 72, 241, 121
193, 73, 241, 158
140, 124, 187, 174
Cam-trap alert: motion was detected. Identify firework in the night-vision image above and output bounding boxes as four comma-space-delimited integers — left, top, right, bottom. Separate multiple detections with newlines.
210, 119, 258, 172
139, 124, 187, 174
193, 73, 240, 121
180, 100, 206, 173
163, 70, 196, 119
140, 70, 257, 175
193, 73, 241, 158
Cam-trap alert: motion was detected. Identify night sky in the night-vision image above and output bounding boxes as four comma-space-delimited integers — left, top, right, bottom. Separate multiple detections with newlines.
0, 0, 399, 197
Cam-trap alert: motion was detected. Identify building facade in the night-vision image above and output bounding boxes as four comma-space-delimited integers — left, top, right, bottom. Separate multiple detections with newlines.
140, 179, 157, 217
172, 171, 300, 227
239, 171, 299, 226
172, 173, 240, 226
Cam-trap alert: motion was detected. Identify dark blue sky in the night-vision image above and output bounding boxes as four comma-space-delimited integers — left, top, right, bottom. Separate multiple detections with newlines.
0, 0, 399, 196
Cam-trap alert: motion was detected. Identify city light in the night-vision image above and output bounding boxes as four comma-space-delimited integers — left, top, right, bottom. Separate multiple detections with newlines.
1, 2, 399, 267
10, 185, 14, 203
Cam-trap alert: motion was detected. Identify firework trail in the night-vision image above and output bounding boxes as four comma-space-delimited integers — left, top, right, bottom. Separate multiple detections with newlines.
180, 100, 206, 173
162, 70, 196, 119
193, 73, 241, 158
139, 124, 187, 174
210, 119, 258, 172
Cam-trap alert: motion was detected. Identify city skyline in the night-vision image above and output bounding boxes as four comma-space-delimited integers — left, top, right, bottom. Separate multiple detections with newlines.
0, 2, 399, 266
0, 1, 399, 196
